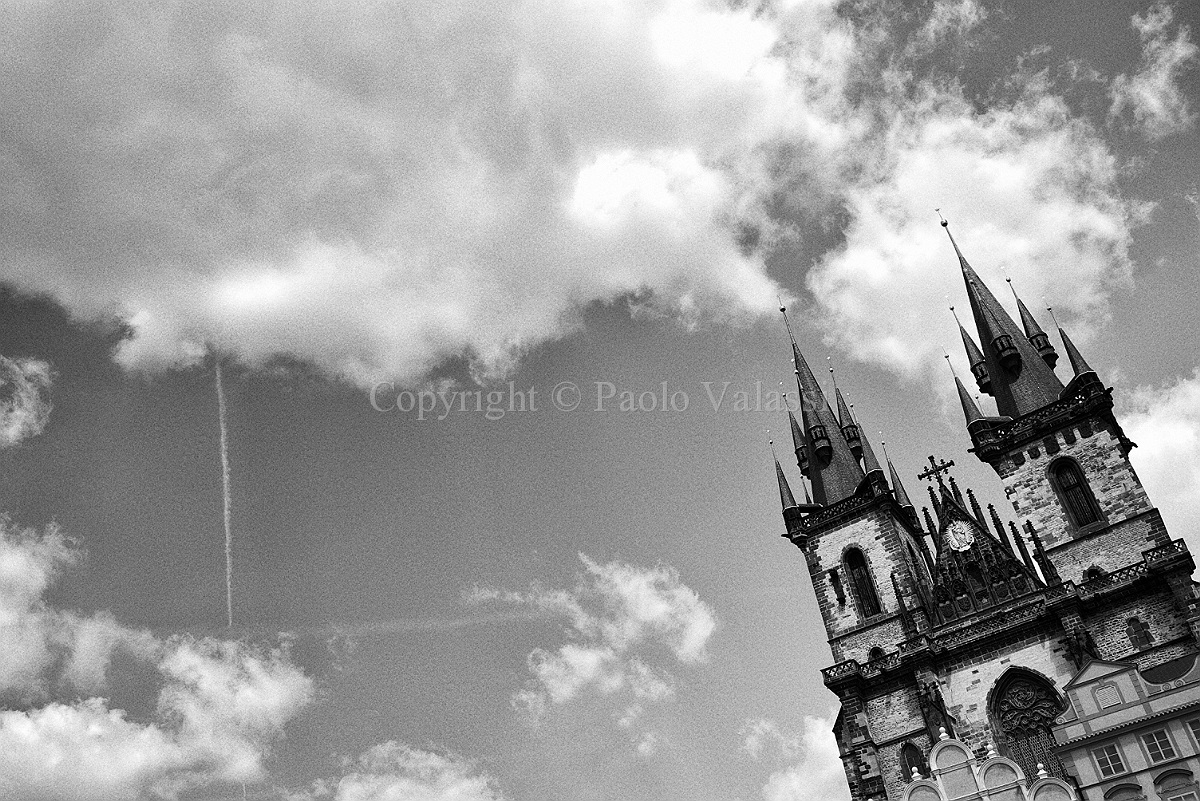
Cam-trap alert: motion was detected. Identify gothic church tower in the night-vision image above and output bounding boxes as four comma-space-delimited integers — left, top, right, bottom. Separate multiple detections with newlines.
771, 223, 1200, 801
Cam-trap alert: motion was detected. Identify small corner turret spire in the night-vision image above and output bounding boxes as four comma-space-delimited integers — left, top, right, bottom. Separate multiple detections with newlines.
1005, 277, 1057, 368
833, 382, 864, 460
856, 413, 885, 479
771, 439, 798, 511
1048, 306, 1097, 380
952, 305, 991, 394
784, 393, 809, 478
882, 439, 915, 513
841, 391, 886, 496
945, 352, 985, 428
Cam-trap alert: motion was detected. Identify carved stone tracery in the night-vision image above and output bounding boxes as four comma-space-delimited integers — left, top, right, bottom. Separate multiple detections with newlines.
994, 677, 1066, 781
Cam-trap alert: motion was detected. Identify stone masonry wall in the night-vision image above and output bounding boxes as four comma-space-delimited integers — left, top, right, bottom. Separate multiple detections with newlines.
865, 683, 925, 745
807, 507, 916, 661
938, 633, 1078, 753
1085, 586, 1191, 662
1041, 511, 1169, 587
996, 417, 1154, 575
878, 730, 935, 800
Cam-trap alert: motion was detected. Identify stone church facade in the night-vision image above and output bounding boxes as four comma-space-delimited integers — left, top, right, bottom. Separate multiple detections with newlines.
771, 222, 1200, 801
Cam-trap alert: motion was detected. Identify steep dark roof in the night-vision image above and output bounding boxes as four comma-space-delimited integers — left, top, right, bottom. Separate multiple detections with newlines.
784, 315, 865, 506
944, 224, 1064, 417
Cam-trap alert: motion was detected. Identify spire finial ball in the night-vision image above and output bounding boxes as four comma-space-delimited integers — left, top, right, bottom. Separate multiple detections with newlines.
779, 305, 786, 313
941, 219, 948, 227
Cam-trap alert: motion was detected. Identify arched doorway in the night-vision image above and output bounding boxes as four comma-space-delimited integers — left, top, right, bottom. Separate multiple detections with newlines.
989, 669, 1067, 780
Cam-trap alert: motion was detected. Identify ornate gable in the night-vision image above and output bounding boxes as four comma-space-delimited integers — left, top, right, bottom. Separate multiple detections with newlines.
931, 487, 1041, 624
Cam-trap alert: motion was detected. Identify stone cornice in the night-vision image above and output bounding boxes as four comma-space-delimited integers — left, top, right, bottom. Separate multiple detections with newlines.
967, 376, 1130, 464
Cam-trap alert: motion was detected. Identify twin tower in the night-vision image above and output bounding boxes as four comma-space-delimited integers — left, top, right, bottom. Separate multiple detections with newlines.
771, 222, 1199, 800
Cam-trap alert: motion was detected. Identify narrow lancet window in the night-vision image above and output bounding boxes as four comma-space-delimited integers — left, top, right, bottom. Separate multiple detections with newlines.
1051, 458, 1102, 528
845, 548, 882, 618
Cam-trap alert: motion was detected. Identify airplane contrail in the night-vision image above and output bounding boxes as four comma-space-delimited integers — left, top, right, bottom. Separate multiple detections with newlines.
215, 359, 233, 630
148, 609, 553, 641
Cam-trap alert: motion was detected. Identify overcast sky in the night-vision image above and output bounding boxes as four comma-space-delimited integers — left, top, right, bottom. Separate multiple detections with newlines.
0, 0, 1197, 799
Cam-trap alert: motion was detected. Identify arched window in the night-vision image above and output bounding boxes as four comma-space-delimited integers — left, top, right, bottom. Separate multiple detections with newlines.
1127, 617, 1153, 650
989, 670, 1066, 781
1050, 458, 1102, 528
900, 742, 928, 782
868, 647, 885, 662
1155, 769, 1198, 801
845, 548, 882, 618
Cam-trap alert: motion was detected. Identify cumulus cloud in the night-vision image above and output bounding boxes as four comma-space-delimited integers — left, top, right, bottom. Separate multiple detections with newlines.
1125, 371, 1200, 547
1110, 2, 1198, 140
745, 716, 849, 801
470, 554, 716, 745
741, 717, 802, 761
0, 0, 802, 387
0, 356, 52, 448
0, 0, 1149, 391
302, 742, 504, 801
800, 0, 1147, 379
0, 519, 313, 799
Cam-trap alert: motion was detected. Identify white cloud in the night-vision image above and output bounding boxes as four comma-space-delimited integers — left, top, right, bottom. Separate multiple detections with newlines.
741, 718, 802, 761
1125, 370, 1200, 547
0, 0, 801, 387
312, 743, 503, 801
807, 57, 1142, 381
0, 0, 1157, 392
0, 519, 314, 799
750, 716, 849, 801
0, 356, 52, 448
470, 554, 716, 748
1110, 2, 1198, 140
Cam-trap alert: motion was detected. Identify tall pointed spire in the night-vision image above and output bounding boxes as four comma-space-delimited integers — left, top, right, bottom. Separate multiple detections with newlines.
772, 442, 798, 511
941, 218, 1063, 418
1007, 279, 1058, 367
780, 306, 865, 505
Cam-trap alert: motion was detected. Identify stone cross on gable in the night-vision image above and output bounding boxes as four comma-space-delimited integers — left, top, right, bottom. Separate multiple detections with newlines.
917, 454, 955, 489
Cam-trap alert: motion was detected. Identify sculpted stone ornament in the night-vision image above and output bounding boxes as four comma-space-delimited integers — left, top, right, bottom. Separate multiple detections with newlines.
997, 680, 1060, 736
945, 519, 976, 551
995, 677, 1067, 779
1064, 626, 1099, 668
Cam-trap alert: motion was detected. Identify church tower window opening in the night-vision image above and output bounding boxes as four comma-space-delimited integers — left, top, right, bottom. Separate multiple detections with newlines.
1127, 617, 1153, 650
1049, 458, 1103, 529
899, 742, 927, 782
844, 548, 882, 618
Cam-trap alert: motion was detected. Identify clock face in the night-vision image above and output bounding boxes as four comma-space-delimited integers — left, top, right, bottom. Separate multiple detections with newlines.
945, 519, 976, 552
